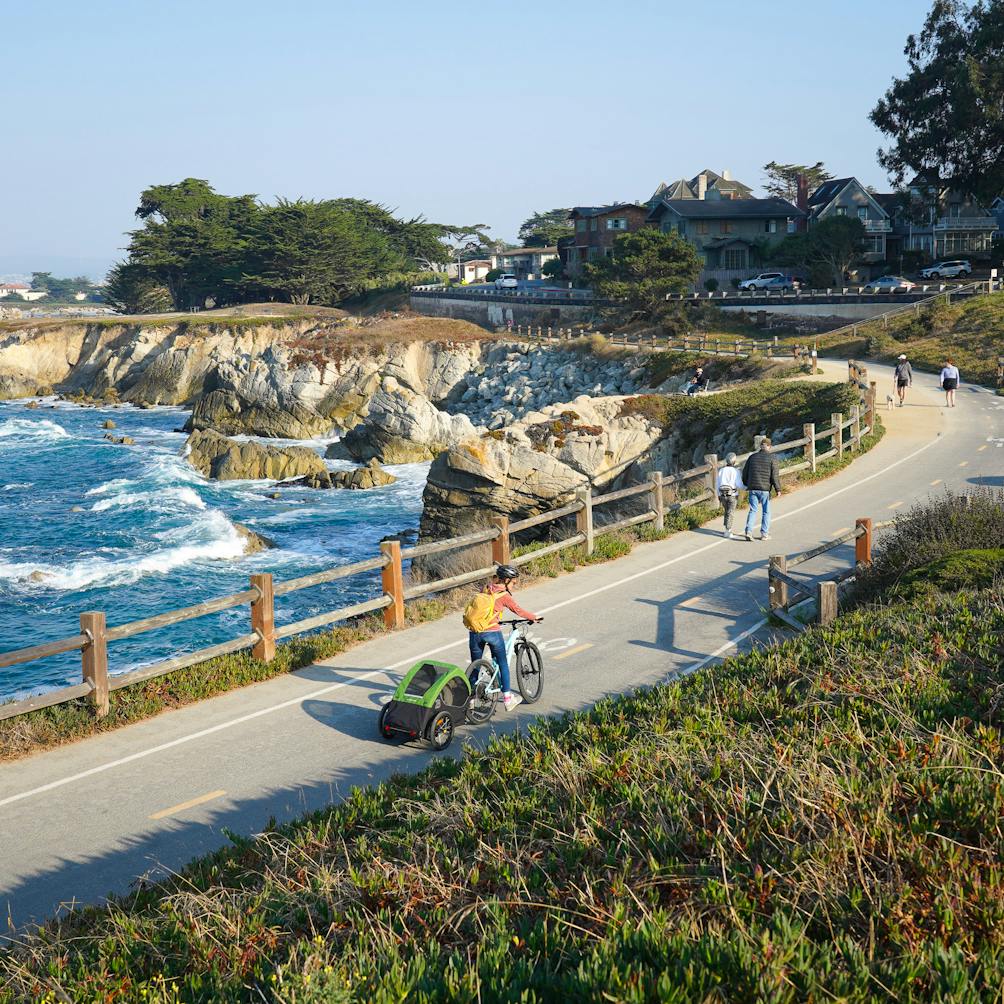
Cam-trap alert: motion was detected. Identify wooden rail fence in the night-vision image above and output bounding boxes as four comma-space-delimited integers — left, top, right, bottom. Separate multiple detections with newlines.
768, 516, 894, 631
0, 373, 876, 724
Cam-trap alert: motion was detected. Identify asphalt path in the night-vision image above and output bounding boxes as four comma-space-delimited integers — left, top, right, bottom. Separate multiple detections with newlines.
2, 360, 1002, 934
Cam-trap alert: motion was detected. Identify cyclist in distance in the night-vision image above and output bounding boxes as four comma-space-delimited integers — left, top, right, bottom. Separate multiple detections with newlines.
466, 564, 539, 711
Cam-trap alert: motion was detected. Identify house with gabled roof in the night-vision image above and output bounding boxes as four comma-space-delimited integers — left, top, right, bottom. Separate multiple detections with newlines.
565, 203, 649, 276
805, 177, 892, 262
649, 169, 753, 205
646, 197, 803, 272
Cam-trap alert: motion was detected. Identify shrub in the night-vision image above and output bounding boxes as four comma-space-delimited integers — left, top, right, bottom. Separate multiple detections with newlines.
704, 277, 719, 292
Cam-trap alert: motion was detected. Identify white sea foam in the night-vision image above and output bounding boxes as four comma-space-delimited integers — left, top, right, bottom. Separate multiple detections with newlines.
0, 511, 247, 592
2, 482, 32, 491
0, 418, 70, 444
90, 486, 206, 513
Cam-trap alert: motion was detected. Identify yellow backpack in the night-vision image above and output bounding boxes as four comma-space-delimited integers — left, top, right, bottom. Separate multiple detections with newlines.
463, 590, 498, 632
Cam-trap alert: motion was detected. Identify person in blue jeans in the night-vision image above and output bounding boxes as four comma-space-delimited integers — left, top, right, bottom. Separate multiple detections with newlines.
741, 437, 781, 541
468, 564, 538, 711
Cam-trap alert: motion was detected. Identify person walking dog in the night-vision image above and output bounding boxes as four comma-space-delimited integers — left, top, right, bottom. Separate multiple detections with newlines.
741, 437, 781, 541
940, 358, 960, 408
715, 452, 744, 539
893, 353, 913, 407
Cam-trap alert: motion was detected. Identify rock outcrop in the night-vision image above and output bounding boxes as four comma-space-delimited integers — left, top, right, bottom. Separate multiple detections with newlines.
284, 459, 397, 490
234, 522, 275, 554
185, 429, 327, 481
418, 396, 663, 551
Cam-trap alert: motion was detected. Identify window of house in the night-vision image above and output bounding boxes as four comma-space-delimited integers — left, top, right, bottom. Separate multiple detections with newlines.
764, 220, 777, 234
677, 222, 687, 236
696, 221, 708, 234
590, 219, 598, 231
787, 219, 796, 234
719, 221, 733, 234
575, 220, 586, 232
857, 207, 868, 221
605, 217, 627, 230
722, 248, 747, 269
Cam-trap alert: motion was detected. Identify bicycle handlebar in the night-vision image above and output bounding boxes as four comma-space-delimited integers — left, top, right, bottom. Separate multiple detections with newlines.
500, 617, 542, 626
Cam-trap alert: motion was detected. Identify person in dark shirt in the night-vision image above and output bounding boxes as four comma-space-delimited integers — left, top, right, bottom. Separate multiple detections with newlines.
893, 354, 913, 407
686, 367, 709, 396
741, 437, 781, 541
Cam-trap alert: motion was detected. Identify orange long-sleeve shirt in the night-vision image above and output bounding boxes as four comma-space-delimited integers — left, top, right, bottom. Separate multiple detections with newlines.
481, 582, 536, 631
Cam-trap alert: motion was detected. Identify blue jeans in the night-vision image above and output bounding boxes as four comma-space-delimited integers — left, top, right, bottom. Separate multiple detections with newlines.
469, 630, 510, 693
745, 490, 771, 536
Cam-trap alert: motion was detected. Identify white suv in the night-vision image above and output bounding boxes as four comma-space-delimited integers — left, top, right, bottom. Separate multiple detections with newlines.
739, 272, 785, 290
920, 260, 972, 279
494, 273, 518, 289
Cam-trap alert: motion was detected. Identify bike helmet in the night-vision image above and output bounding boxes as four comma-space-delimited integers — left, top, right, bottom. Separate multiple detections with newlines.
495, 563, 519, 582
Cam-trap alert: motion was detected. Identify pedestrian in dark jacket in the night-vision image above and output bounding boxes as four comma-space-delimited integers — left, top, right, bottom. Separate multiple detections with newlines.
741, 437, 781, 541
893, 354, 913, 407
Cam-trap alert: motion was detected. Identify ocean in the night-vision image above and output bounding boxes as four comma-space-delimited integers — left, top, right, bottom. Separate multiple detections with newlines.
0, 399, 428, 702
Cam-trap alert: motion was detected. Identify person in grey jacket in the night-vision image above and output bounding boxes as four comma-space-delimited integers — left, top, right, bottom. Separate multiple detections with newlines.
741, 437, 781, 541
893, 354, 913, 407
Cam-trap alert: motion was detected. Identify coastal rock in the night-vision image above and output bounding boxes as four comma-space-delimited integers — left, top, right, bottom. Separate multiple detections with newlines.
417, 397, 662, 566
103, 433, 136, 445
101, 419, 116, 429
283, 459, 397, 490
185, 429, 327, 481
340, 384, 477, 463
233, 522, 275, 554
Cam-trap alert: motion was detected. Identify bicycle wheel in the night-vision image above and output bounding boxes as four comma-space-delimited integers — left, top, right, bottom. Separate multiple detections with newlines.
466, 658, 499, 724
515, 641, 543, 703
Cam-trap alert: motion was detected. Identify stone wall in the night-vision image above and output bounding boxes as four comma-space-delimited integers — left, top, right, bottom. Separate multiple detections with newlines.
409, 292, 600, 331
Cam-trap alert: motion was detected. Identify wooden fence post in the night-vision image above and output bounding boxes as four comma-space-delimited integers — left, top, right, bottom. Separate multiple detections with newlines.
80, 611, 109, 718
850, 405, 861, 450
575, 486, 594, 556
832, 412, 844, 459
250, 573, 276, 662
817, 580, 838, 626
803, 423, 816, 473
490, 516, 510, 566
769, 555, 788, 611
380, 540, 405, 629
867, 380, 877, 431
650, 471, 665, 530
855, 517, 873, 566
704, 454, 719, 500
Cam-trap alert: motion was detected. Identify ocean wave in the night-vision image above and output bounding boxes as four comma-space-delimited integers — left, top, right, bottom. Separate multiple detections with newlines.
2, 482, 33, 491
0, 511, 247, 592
0, 418, 70, 444
89, 486, 206, 513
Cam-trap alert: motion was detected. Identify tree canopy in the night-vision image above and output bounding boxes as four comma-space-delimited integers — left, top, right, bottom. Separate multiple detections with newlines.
774, 217, 866, 286
762, 161, 833, 201
870, 0, 1004, 203
584, 229, 702, 316
29, 272, 95, 299
109, 179, 482, 311
518, 209, 573, 247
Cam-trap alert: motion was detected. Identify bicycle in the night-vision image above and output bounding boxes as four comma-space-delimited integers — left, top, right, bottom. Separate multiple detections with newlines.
466, 618, 544, 723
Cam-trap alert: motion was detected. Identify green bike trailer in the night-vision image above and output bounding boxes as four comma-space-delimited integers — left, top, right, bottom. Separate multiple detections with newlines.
378, 659, 472, 750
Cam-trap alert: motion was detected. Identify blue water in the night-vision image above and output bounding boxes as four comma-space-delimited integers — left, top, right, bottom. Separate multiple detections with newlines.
0, 399, 427, 701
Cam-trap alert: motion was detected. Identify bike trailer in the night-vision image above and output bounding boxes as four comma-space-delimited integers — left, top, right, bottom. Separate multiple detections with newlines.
378, 659, 472, 746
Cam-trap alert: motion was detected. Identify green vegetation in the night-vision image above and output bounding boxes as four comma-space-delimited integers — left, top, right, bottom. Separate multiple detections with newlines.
773, 216, 868, 288
586, 228, 702, 317
870, 0, 1004, 204
643, 349, 806, 388
761, 160, 832, 201
27, 271, 101, 302
816, 290, 1004, 386
104, 178, 483, 312
620, 379, 859, 454
4, 493, 1003, 1002
517, 208, 573, 247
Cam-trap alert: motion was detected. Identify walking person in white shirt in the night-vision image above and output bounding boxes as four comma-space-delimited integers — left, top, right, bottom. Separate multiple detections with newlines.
716, 452, 744, 539
940, 357, 961, 408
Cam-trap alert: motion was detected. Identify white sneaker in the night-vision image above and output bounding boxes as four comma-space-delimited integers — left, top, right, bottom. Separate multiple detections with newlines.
761, 534, 771, 541
725, 530, 733, 539
744, 532, 752, 541
502, 692, 522, 711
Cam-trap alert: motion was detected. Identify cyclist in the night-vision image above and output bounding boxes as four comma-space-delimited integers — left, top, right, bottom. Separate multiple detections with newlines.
466, 564, 539, 711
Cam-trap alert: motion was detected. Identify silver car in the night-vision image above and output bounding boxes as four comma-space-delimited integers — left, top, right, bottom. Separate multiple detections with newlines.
920, 260, 972, 279
739, 271, 785, 290
863, 275, 915, 293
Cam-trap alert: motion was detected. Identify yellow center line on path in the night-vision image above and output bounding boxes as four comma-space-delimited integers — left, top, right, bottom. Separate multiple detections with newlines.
930, 479, 942, 486
959, 461, 969, 467
150, 789, 226, 820
553, 643, 594, 662
978, 445, 987, 452
887, 501, 904, 510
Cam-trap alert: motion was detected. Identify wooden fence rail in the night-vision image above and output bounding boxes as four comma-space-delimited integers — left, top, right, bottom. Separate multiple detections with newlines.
0, 372, 877, 725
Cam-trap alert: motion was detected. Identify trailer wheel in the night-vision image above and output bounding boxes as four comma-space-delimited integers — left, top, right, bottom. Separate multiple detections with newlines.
426, 711, 454, 751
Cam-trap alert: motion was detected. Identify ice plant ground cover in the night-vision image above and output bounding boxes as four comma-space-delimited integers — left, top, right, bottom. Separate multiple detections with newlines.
1, 491, 1002, 1002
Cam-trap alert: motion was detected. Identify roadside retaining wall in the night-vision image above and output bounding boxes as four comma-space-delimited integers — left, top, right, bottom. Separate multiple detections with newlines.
409, 293, 600, 330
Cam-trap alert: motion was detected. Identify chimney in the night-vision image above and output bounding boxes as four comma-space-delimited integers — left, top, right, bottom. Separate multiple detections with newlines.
697, 172, 708, 200
722, 168, 732, 181
796, 173, 809, 232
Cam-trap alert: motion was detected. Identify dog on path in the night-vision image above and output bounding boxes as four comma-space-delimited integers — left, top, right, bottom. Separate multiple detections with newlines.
886, 394, 895, 411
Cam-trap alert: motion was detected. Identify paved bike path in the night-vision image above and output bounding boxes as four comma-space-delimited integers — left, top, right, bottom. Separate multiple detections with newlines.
2, 362, 1001, 932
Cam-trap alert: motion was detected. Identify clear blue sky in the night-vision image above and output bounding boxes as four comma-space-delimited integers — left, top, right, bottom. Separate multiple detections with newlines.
0, 0, 927, 280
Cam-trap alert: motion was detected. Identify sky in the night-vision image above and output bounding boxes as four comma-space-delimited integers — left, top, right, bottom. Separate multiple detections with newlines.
0, 0, 930, 281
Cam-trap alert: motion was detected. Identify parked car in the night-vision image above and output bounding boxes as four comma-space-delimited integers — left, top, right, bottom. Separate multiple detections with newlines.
759, 275, 799, 291
919, 260, 972, 279
739, 272, 785, 290
863, 275, 916, 293
494, 273, 518, 289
